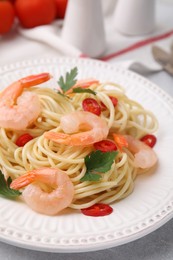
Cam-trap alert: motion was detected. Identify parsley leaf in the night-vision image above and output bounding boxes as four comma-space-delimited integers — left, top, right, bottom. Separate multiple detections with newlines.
57, 91, 71, 99
0, 171, 21, 199
80, 172, 101, 182
72, 87, 96, 95
81, 150, 118, 182
58, 67, 78, 92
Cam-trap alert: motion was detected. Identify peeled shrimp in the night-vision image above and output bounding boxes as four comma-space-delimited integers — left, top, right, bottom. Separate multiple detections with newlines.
0, 73, 51, 130
65, 78, 99, 94
10, 168, 74, 216
44, 111, 109, 146
125, 135, 157, 169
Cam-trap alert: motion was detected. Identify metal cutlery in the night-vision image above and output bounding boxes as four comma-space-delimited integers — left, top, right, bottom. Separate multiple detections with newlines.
152, 44, 173, 76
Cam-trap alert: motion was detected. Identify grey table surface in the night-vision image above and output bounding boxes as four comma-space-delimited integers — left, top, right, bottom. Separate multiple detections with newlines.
0, 70, 172, 260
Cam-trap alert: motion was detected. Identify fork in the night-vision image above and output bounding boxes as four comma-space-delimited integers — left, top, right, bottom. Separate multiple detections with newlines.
152, 43, 173, 76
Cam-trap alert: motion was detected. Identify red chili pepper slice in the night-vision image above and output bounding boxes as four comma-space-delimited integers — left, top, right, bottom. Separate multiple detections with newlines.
94, 140, 117, 152
101, 96, 118, 110
109, 96, 118, 106
81, 203, 113, 217
16, 133, 33, 147
82, 98, 101, 116
140, 134, 157, 148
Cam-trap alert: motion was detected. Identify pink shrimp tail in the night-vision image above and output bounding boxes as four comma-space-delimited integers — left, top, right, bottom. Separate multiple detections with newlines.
20, 73, 52, 88
75, 79, 99, 88
0, 73, 52, 107
10, 172, 36, 190
44, 132, 71, 144
65, 79, 99, 94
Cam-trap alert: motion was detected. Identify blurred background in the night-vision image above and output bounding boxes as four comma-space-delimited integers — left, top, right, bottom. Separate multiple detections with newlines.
0, 0, 173, 71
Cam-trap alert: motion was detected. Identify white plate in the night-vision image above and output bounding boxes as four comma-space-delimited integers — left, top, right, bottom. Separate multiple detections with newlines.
0, 57, 173, 253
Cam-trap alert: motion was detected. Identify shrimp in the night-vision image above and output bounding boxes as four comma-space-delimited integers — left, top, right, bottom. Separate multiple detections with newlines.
44, 111, 109, 146
65, 78, 99, 94
10, 168, 74, 216
0, 73, 51, 130
124, 135, 157, 169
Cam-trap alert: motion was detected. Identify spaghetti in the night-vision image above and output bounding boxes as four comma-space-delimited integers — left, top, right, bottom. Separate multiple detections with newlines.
0, 72, 158, 211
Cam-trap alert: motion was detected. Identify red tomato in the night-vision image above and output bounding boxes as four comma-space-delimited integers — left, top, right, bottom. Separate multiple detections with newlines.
140, 134, 157, 148
55, 0, 68, 19
81, 203, 113, 217
0, 1, 15, 34
94, 140, 117, 152
101, 96, 118, 110
82, 98, 101, 116
15, 0, 56, 28
16, 134, 33, 147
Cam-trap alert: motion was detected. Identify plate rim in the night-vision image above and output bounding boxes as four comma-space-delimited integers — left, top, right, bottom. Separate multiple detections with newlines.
0, 57, 173, 253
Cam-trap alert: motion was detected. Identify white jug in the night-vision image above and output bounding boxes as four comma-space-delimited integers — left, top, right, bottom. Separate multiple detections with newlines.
113, 0, 156, 35
61, 0, 106, 57
102, 0, 118, 16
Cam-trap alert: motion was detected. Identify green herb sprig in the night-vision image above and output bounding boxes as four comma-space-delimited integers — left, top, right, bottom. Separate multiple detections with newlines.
58, 67, 78, 92
57, 67, 96, 96
0, 171, 21, 199
81, 150, 118, 182
73, 87, 96, 95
